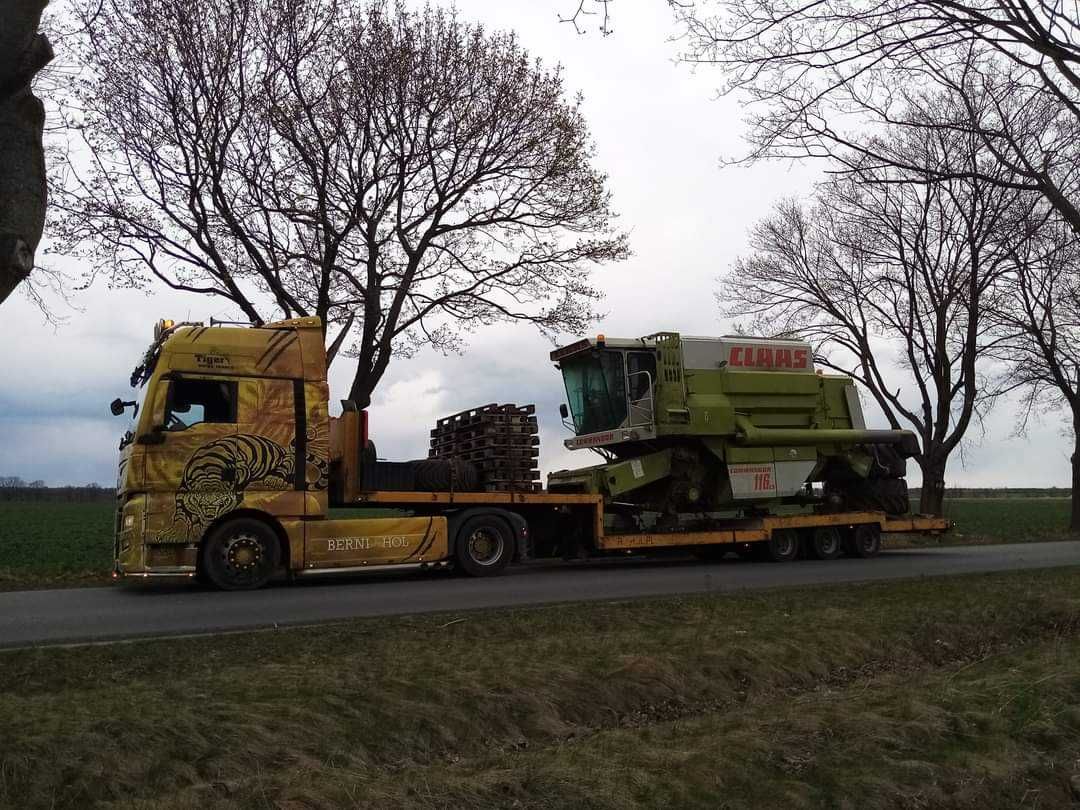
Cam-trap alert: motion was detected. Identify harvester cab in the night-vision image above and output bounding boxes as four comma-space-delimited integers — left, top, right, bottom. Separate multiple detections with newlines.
551, 334, 661, 449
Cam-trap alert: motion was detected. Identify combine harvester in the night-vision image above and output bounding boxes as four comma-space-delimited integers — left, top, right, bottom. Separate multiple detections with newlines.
110, 320, 948, 589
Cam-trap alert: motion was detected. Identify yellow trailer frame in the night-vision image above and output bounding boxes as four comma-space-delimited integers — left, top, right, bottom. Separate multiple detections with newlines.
348, 489, 950, 552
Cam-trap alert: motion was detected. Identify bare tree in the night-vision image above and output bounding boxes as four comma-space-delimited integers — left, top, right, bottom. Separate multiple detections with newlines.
0, 0, 53, 305
988, 214, 1080, 529
56, 0, 626, 406
723, 116, 1031, 514
673, 2, 1080, 237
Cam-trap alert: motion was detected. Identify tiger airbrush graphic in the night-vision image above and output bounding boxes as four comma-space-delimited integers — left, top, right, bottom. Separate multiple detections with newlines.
158, 428, 328, 541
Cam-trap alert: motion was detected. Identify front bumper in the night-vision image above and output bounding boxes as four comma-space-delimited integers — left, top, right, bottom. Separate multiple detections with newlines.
113, 494, 198, 580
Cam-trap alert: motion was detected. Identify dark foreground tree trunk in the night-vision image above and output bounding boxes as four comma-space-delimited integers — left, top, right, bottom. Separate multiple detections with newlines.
0, 0, 52, 305
1071, 408, 1080, 533
918, 456, 948, 516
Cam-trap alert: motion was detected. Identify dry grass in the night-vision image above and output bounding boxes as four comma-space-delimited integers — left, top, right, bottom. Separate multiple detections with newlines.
2, 567, 1080, 808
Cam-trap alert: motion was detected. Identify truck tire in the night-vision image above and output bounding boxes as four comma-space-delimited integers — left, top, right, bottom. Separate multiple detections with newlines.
454, 515, 513, 576
848, 524, 882, 558
808, 527, 842, 560
761, 528, 799, 562
201, 518, 281, 591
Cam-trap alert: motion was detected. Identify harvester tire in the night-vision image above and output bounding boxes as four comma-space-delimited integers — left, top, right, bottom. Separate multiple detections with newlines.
808, 527, 842, 560
414, 458, 480, 492
454, 515, 513, 576
201, 518, 281, 591
848, 524, 882, 558
838, 478, 909, 516
762, 529, 799, 562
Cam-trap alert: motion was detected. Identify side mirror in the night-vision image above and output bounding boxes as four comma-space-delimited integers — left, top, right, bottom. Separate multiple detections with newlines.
110, 398, 135, 416
559, 403, 569, 419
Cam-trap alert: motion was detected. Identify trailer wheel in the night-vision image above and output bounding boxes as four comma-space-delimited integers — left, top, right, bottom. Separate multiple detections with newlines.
762, 529, 800, 562
808, 527, 842, 560
849, 524, 882, 558
201, 518, 281, 591
454, 515, 513, 577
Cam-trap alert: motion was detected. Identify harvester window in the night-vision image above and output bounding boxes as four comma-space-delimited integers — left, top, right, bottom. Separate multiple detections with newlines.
164, 378, 237, 430
561, 351, 627, 435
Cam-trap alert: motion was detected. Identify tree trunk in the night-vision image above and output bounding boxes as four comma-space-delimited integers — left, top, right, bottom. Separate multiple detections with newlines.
0, 0, 52, 305
1071, 407, 1080, 534
917, 456, 947, 516
348, 373, 375, 410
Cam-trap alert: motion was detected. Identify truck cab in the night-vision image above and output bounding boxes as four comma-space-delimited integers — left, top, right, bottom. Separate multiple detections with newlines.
112, 317, 457, 589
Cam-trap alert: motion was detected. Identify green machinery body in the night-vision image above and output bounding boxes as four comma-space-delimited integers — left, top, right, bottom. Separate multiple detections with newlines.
547, 332, 917, 517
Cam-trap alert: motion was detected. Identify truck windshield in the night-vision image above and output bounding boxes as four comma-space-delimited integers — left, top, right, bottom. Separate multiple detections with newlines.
561, 351, 627, 434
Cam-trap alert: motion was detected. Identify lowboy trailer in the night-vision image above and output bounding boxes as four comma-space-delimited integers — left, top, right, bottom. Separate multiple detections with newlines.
111, 318, 949, 590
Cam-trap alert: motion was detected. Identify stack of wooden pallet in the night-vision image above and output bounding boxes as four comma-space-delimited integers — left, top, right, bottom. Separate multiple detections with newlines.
429, 403, 541, 492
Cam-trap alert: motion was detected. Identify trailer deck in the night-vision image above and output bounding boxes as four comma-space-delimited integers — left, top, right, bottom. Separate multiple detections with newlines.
347, 489, 950, 554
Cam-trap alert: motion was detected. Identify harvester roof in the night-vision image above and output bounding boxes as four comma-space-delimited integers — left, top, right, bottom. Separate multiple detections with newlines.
550, 333, 815, 373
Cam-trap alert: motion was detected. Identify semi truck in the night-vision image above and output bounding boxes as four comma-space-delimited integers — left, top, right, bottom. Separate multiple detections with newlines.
111, 317, 948, 590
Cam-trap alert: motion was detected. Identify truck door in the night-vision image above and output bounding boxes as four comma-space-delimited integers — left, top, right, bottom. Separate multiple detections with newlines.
142, 374, 240, 544
234, 377, 307, 519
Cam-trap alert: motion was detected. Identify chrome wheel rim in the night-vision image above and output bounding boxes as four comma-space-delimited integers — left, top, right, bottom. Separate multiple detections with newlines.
774, 531, 795, 558
221, 532, 266, 581
818, 531, 839, 555
467, 528, 504, 566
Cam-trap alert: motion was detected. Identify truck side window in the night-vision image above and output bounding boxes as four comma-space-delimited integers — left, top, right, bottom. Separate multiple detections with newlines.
165, 378, 237, 430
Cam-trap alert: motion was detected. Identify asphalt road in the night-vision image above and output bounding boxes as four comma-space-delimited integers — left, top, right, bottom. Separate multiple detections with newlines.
3, 541, 1080, 648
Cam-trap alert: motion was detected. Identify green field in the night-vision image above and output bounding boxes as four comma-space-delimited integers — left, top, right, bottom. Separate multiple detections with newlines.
902, 497, 1075, 546
0, 497, 1075, 590
1, 567, 1079, 808
0, 501, 114, 588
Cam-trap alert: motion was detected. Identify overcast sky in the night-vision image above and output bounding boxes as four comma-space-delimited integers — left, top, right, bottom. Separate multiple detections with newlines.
0, 1, 1068, 488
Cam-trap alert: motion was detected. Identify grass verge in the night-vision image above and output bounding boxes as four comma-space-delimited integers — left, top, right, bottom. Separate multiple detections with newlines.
1, 567, 1079, 808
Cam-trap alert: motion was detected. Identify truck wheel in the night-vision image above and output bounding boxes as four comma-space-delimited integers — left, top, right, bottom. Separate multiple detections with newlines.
762, 529, 799, 562
849, 524, 882, 558
809, 527, 842, 560
454, 515, 513, 577
201, 518, 281, 591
